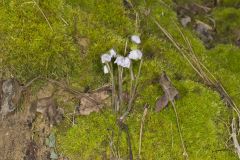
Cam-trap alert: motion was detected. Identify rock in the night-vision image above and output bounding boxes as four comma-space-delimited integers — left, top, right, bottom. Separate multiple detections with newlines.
0, 79, 22, 117
27, 96, 64, 126
194, 20, 214, 44
180, 16, 191, 27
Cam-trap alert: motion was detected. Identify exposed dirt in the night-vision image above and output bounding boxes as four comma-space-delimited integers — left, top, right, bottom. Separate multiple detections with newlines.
0, 81, 56, 160
0, 112, 51, 160
0, 79, 110, 160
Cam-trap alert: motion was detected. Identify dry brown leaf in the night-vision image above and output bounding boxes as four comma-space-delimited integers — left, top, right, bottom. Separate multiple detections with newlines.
155, 72, 179, 112
76, 89, 110, 115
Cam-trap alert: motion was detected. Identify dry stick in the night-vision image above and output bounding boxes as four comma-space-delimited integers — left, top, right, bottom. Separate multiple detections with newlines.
162, 80, 188, 159
138, 104, 148, 159
176, 23, 240, 116
153, 18, 240, 158
169, 100, 188, 159
176, 24, 216, 86
180, 27, 240, 116
154, 18, 240, 114
153, 19, 205, 81
45, 78, 100, 105
231, 118, 240, 157
32, 0, 53, 31
23, 76, 40, 89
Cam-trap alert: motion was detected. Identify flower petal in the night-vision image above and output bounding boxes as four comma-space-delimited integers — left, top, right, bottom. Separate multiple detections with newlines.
103, 65, 109, 74
109, 49, 117, 57
131, 35, 141, 44
128, 50, 142, 60
114, 56, 130, 68
101, 54, 112, 63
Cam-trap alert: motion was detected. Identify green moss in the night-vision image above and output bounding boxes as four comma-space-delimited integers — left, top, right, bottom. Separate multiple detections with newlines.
205, 44, 240, 104
1, 0, 240, 159
0, 0, 134, 88
219, 0, 240, 7
57, 80, 236, 159
213, 7, 240, 44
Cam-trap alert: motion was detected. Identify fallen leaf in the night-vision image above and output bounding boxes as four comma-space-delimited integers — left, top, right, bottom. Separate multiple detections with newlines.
155, 72, 179, 112
76, 88, 110, 115
155, 94, 169, 112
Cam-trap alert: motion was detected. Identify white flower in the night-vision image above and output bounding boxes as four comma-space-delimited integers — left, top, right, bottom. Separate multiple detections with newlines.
103, 65, 109, 74
109, 49, 117, 57
128, 50, 142, 60
101, 53, 112, 63
131, 35, 141, 44
114, 56, 131, 68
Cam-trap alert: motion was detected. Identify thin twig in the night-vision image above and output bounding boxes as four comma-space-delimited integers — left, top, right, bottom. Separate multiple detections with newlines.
138, 104, 148, 159
231, 118, 240, 158
32, 0, 53, 31
153, 18, 240, 158
170, 100, 188, 159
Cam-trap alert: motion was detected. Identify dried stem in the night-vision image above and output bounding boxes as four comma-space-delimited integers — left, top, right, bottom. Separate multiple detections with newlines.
170, 100, 188, 159
32, 0, 53, 31
138, 104, 148, 159
153, 18, 240, 158
231, 118, 240, 158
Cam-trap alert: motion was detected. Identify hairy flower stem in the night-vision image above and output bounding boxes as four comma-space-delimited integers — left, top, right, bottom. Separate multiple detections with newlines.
107, 63, 116, 112
120, 59, 143, 121
128, 59, 143, 111
118, 66, 123, 112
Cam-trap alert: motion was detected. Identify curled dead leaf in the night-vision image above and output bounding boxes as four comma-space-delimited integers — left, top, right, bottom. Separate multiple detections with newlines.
155, 72, 179, 112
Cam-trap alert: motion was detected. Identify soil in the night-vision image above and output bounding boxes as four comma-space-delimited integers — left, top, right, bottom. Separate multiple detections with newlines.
0, 81, 55, 160
0, 80, 109, 160
0, 113, 50, 160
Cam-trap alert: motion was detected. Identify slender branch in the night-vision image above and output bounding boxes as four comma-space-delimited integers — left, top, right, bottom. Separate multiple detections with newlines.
138, 104, 148, 159
170, 100, 188, 159
32, 0, 53, 31
231, 118, 240, 158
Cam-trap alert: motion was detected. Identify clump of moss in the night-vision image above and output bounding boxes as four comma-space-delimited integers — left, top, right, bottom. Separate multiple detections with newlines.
205, 44, 240, 105
56, 80, 236, 159
2, 0, 240, 159
0, 0, 134, 89
219, 0, 240, 7
213, 7, 240, 44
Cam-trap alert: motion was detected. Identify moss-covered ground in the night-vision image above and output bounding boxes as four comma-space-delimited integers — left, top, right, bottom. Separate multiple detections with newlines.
1, 0, 240, 159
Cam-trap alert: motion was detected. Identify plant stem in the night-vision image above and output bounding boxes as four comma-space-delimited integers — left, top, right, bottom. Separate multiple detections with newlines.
107, 63, 116, 112
118, 66, 123, 112
120, 59, 143, 121
128, 59, 143, 112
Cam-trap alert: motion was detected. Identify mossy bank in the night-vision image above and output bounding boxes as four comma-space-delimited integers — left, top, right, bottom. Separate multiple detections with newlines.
1, 0, 240, 159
